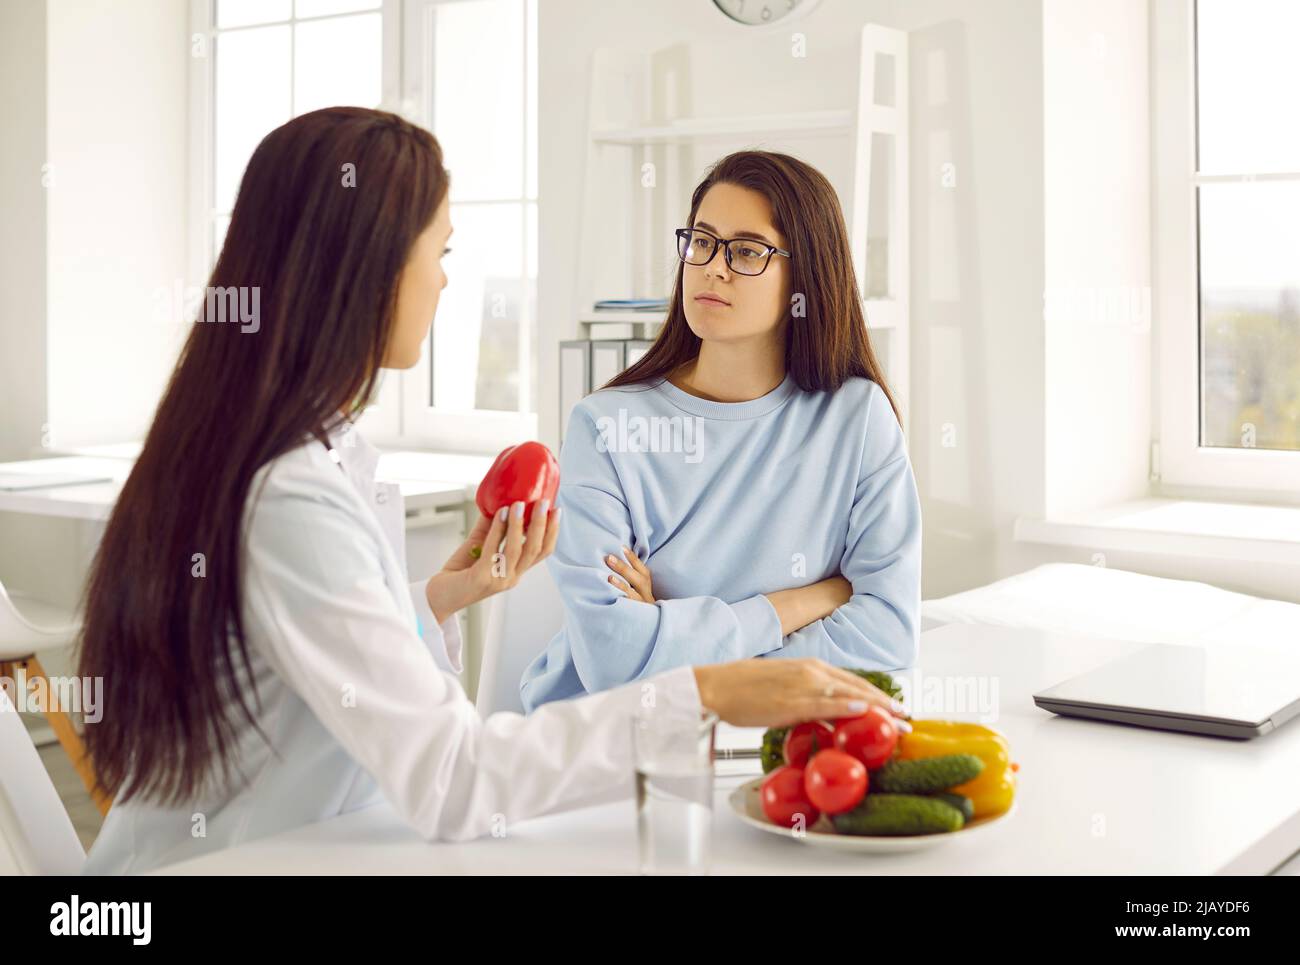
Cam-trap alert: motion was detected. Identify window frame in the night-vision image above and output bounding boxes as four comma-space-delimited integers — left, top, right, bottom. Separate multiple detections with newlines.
395, 0, 538, 453
1153, 0, 1300, 500
187, 0, 535, 453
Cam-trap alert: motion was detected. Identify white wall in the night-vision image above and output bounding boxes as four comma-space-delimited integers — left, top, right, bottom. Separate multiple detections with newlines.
45, 0, 190, 449
538, 0, 1050, 599
0, 0, 49, 464
1042, 0, 1151, 517
0, 0, 188, 457
905, 3, 1048, 598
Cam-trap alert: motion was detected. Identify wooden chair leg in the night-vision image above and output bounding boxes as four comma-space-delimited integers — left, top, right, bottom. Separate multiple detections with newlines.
16, 656, 114, 816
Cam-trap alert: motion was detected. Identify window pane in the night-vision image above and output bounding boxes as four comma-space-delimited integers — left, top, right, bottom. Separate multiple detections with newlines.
1199, 181, 1300, 451
214, 26, 291, 213
433, 204, 526, 412
432, 0, 524, 201
295, 0, 380, 17
217, 0, 291, 29
1197, 0, 1300, 174
294, 13, 383, 117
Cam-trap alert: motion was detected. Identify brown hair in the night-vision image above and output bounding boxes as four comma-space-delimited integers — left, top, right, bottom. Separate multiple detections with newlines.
604, 150, 899, 422
78, 107, 448, 804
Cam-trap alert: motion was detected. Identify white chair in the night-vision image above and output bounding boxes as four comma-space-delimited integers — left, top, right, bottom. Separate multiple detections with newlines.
0, 578, 110, 814
0, 687, 86, 874
475, 564, 566, 716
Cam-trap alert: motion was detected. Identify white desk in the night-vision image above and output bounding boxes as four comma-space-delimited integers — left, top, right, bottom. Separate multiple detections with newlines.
0, 451, 492, 521
0, 456, 133, 521
154, 624, 1300, 875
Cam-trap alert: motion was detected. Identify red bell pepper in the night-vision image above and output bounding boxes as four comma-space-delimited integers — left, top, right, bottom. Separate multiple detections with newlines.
475, 441, 560, 529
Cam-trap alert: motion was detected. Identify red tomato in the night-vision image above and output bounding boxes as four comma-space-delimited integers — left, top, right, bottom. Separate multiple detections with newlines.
783, 720, 838, 768
760, 766, 821, 829
803, 750, 868, 815
833, 707, 899, 770
475, 441, 560, 528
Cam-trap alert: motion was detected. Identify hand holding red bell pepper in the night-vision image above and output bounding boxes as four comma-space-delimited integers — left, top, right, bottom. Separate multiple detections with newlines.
423, 442, 562, 622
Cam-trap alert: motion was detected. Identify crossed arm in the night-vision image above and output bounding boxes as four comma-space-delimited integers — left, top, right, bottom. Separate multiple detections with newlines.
605, 546, 856, 637
591, 394, 921, 675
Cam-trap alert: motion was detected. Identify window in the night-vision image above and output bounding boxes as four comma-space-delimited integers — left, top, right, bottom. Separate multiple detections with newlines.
397, 0, 539, 452
1196, 0, 1300, 453
190, 0, 536, 452
1154, 0, 1300, 495
200, 0, 385, 268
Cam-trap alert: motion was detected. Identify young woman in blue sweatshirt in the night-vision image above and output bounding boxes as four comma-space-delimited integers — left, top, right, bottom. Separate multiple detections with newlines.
521, 150, 921, 711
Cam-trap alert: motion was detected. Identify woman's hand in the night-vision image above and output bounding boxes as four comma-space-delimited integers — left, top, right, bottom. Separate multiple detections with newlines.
692, 657, 907, 729
425, 499, 561, 624
765, 575, 853, 636
604, 545, 655, 603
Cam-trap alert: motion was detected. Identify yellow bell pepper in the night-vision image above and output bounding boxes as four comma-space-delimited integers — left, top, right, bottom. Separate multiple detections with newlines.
896, 720, 1017, 818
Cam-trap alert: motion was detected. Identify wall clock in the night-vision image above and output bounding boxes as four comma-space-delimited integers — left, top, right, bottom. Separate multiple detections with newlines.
712, 0, 824, 27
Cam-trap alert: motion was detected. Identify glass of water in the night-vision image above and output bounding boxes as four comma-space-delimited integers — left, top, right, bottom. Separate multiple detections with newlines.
632, 706, 719, 876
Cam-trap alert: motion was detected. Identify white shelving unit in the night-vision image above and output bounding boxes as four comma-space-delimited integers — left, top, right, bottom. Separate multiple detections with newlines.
564, 26, 910, 436
590, 109, 854, 145
852, 24, 910, 423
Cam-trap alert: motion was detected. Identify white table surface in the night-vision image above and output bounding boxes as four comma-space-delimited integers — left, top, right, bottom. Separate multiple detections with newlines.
154, 624, 1300, 875
0, 451, 490, 521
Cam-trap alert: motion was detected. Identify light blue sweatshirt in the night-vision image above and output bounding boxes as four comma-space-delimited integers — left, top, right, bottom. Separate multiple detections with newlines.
519, 372, 921, 711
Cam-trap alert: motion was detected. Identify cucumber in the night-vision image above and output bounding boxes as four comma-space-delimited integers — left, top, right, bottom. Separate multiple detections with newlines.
871, 753, 984, 794
928, 791, 974, 823
832, 794, 965, 836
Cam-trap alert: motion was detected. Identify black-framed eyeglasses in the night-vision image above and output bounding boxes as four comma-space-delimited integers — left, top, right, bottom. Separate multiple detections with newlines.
674, 227, 791, 277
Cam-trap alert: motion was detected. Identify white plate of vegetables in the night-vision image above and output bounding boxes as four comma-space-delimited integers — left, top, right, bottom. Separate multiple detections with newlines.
729, 672, 1019, 853
728, 777, 1017, 853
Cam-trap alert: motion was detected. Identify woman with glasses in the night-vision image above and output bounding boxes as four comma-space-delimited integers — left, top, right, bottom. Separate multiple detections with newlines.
521, 150, 921, 711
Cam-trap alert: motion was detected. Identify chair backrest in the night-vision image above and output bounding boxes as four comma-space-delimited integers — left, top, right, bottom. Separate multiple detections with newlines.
475, 563, 565, 717
0, 689, 86, 874
0, 576, 81, 660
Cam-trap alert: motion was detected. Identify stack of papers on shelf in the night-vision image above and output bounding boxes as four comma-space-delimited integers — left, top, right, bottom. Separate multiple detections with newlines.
592, 298, 668, 312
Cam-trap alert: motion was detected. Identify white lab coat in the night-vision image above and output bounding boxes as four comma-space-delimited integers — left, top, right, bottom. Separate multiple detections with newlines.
82, 424, 701, 874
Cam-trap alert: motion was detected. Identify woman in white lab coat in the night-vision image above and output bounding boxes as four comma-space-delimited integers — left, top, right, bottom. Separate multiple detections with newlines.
75, 107, 901, 874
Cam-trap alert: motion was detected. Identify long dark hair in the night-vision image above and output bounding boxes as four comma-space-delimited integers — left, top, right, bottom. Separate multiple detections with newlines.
78, 107, 449, 804
604, 150, 899, 422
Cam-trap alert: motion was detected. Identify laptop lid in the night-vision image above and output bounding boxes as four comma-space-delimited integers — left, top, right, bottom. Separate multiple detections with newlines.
1033, 642, 1300, 739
